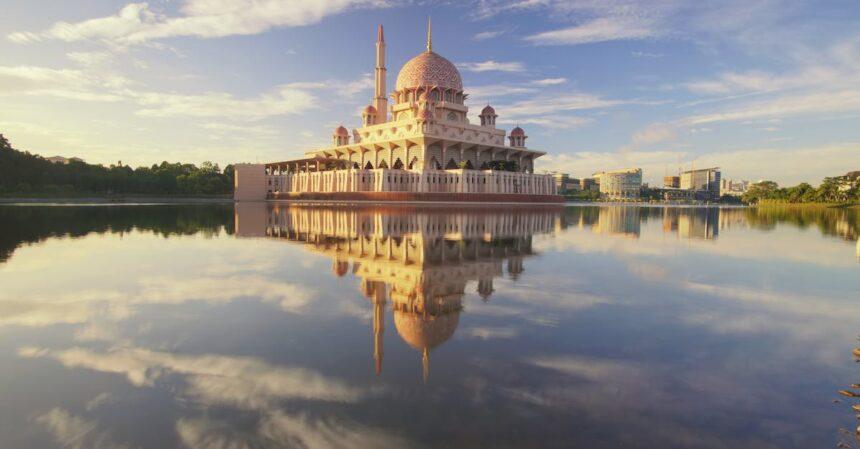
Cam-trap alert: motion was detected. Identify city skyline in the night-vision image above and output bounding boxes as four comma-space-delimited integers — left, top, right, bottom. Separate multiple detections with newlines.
1, 1, 859, 185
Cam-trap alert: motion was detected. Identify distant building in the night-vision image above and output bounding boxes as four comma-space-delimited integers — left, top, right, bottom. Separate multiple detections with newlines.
663, 175, 680, 188
681, 167, 721, 200
594, 168, 642, 201
46, 156, 84, 165
720, 178, 749, 196
550, 172, 582, 193
580, 177, 599, 191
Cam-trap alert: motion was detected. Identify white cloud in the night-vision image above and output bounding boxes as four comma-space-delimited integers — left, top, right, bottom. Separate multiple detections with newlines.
131, 85, 318, 119
66, 51, 113, 67
0, 65, 126, 102
525, 16, 658, 45
9, 0, 391, 46
473, 30, 505, 41
458, 60, 525, 73
686, 89, 860, 125
530, 77, 567, 86
631, 123, 676, 145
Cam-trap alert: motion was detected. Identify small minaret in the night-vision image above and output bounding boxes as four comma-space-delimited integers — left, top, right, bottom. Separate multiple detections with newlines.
479, 105, 497, 127
372, 25, 388, 124
509, 125, 527, 147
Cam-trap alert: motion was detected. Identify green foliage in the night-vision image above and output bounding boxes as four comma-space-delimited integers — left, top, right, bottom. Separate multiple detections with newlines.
742, 177, 859, 205
482, 160, 520, 172
564, 189, 601, 201
0, 133, 233, 196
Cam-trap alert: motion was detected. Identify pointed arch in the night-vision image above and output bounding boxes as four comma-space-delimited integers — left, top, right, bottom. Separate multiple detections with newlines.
408, 156, 419, 170
445, 158, 458, 169
393, 158, 404, 170
364, 161, 373, 170
353, 162, 359, 169
378, 160, 389, 169
463, 160, 474, 170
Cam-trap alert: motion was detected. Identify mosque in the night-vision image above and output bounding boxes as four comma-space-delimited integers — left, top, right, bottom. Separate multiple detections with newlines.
233, 21, 561, 203
234, 203, 560, 381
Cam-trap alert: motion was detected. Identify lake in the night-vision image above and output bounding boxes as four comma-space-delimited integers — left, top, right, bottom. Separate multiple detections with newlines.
0, 203, 858, 449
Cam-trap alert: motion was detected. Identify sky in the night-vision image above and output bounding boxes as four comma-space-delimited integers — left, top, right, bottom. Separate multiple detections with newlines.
0, 0, 858, 185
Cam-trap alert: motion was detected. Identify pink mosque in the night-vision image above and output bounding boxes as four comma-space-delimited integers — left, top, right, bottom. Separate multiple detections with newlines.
234, 21, 561, 203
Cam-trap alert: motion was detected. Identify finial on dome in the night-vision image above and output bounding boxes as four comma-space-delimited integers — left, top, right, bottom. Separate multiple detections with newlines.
426, 17, 432, 52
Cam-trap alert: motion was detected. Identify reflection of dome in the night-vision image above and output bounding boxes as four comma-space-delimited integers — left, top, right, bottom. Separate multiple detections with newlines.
396, 51, 463, 92
393, 311, 459, 351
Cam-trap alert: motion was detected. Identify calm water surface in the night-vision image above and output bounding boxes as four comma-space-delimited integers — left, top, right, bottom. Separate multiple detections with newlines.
0, 203, 858, 449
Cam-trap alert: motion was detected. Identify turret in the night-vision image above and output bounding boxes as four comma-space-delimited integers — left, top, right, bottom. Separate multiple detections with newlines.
509, 126, 527, 148
479, 104, 497, 127
333, 125, 349, 146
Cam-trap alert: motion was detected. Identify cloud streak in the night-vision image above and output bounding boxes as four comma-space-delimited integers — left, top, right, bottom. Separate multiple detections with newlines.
9, 0, 391, 46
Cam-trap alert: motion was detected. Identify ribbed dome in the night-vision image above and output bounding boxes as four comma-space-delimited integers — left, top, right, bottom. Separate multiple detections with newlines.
394, 311, 459, 351
396, 51, 463, 92
481, 105, 496, 115
362, 105, 377, 114
510, 126, 525, 136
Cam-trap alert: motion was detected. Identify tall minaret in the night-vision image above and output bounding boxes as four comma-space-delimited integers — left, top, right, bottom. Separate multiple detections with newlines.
372, 24, 388, 124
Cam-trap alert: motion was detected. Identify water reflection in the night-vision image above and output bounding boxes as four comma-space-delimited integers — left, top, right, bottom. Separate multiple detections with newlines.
0, 203, 858, 449
236, 203, 558, 380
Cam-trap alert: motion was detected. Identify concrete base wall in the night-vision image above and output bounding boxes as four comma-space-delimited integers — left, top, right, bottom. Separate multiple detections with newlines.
233, 164, 267, 201
268, 191, 565, 204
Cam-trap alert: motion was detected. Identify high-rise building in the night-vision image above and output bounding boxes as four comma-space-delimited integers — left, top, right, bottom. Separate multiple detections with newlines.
680, 167, 721, 200
594, 168, 642, 201
663, 175, 680, 188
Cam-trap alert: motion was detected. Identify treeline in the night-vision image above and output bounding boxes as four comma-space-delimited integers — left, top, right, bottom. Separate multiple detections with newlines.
0, 134, 233, 195
0, 205, 235, 262
742, 174, 859, 205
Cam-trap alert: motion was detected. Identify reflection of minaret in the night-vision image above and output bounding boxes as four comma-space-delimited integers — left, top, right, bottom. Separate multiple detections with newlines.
507, 257, 524, 280
477, 277, 494, 302
363, 279, 387, 376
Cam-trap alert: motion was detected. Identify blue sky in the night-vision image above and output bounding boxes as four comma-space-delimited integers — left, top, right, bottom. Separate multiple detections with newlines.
0, 0, 858, 185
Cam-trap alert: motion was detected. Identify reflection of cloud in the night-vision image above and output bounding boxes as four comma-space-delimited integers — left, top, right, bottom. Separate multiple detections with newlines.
0, 275, 315, 330
20, 346, 361, 408
37, 408, 130, 449
178, 411, 412, 449
463, 326, 519, 340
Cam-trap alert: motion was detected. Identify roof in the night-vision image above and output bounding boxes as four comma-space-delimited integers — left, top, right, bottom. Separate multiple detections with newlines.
395, 51, 463, 91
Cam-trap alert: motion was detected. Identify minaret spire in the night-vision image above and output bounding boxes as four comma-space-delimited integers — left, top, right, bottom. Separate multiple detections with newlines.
372, 24, 388, 124
426, 17, 432, 52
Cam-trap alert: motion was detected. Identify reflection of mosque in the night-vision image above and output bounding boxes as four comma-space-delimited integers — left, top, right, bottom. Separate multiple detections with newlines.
235, 203, 558, 381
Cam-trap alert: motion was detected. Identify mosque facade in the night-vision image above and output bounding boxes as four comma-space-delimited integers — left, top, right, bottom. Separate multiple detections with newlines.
234, 21, 561, 203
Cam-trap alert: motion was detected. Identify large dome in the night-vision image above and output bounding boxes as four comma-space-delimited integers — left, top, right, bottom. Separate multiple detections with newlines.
396, 51, 463, 92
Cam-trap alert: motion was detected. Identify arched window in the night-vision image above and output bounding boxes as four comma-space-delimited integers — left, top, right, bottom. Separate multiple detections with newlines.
393, 158, 404, 170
